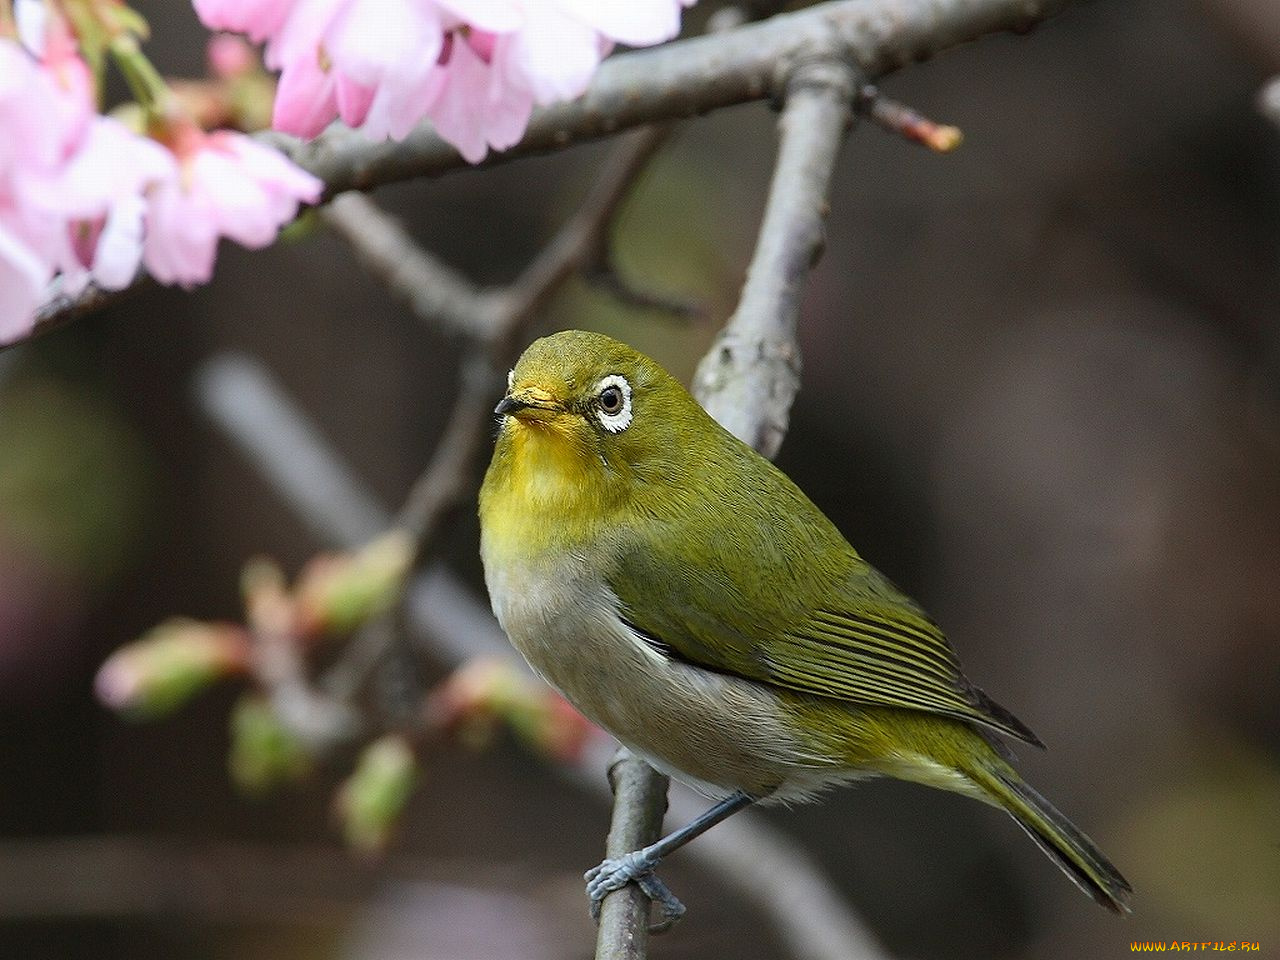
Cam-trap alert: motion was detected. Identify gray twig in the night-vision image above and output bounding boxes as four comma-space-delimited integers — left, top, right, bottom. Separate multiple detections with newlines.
321, 195, 487, 340
1258, 76, 1280, 130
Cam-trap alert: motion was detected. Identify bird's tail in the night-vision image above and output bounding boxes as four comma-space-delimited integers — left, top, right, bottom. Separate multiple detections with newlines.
967, 760, 1132, 914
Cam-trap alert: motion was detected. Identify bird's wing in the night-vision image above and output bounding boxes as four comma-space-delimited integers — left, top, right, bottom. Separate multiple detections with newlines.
610, 534, 1040, 746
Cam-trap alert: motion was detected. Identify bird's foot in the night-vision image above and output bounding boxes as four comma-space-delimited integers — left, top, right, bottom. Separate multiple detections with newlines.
585, 850, 686, 933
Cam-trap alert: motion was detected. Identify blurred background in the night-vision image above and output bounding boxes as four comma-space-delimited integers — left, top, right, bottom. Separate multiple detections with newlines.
2, 0, 1278, 957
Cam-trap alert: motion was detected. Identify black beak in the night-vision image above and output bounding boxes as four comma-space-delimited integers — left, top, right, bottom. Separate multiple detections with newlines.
494, 395, 525, 416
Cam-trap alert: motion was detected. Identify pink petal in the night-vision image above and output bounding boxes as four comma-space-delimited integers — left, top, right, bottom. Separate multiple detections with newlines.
143, 179, 220, 287
335, 73, 376, 128
272, 50, 339, 137
551, 0, 683, 47
90, 193, 147, 289
434, 0, 524, 32
22, 117, 173, 220
267, 0, 346, 71
502, 9, 601, 105
0, 222, 50, 344
193, 0, 297, 45
14, 0, 48, 56
427, 40, 496, 163
325, 0, 441, 88
357, 52, 445, 140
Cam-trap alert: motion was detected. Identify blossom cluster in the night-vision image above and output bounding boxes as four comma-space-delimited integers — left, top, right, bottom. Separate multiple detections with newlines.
0, 7, 320, 344
195, 0, 694, 162
1, 0, 693, 345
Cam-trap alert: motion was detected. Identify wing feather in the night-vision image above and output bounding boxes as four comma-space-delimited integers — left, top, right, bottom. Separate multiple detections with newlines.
610, 534, 1040, 745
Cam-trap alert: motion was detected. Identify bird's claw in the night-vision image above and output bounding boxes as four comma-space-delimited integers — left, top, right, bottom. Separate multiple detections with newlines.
585, 851, 686, 933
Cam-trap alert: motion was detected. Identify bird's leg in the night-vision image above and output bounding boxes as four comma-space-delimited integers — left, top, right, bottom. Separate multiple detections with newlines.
585, 790, 756, 930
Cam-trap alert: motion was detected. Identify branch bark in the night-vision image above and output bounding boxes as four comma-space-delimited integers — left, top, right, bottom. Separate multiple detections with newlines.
693, 54, 858, 457
593, 752, 672, 960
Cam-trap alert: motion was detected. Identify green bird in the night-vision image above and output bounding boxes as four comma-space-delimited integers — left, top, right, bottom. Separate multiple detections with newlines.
478, 329, 1131, 925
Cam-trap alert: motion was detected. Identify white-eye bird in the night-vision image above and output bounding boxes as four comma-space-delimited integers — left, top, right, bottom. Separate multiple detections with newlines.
478, 329, 1131, 926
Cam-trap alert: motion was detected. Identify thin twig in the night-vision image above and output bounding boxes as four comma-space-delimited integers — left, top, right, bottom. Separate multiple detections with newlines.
17, 0, 1080, 348
857, 84, 963, 153
321, 195, 487, 340
480, 125, 675, 356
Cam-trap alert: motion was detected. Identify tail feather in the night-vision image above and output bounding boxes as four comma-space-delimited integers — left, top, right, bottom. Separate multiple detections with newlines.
970, 762, 1132, 914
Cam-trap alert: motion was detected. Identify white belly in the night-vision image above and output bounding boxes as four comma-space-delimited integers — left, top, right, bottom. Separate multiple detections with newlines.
483, 550, 840, 799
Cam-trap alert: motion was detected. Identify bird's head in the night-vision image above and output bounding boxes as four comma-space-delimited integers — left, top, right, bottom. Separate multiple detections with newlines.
489, 330, 703, 511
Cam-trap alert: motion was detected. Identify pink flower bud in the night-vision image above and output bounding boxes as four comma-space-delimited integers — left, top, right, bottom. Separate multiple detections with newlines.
208, 33, 257, 78
95, 619, 250, 718
293, 531, 414, 637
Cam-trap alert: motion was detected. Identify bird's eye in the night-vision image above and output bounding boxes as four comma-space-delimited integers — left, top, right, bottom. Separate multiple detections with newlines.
599, 386, 623, 414
593, 375, 633, 433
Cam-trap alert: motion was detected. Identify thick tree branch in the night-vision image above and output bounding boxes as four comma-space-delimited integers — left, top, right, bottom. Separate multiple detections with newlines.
17, 0, 1077, 348
273, 0, 1072, 197
693, 54, 858, 457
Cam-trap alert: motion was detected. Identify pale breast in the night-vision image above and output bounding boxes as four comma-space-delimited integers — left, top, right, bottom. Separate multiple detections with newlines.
482, 544, 839, 799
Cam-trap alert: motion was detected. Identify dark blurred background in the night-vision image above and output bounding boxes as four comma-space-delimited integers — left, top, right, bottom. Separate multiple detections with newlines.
2, 0, 1279, 957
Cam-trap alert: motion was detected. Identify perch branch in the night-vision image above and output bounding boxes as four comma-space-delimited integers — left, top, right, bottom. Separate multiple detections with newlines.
18, 0, 1079, 348
594, 751, 673, 960
275, 0, 1073, 196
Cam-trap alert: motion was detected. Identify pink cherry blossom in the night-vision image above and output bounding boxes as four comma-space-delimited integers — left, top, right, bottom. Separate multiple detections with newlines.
143, 128, 322, 287
193, 0, 694, 161
1, 35, 172, 342
0, 223, 47, 343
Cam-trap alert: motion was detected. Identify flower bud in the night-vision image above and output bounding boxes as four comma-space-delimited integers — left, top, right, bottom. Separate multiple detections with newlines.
95, 618, 247, 719
429, 657, 600, 763
293, 531, 413, 637
228, 695, 313, 795
207, 33, 254, 79
335, 734, 419, 854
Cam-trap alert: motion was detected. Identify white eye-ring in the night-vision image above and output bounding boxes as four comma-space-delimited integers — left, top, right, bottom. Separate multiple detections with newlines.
506, 368, 515, 390
594, 374, 633, 433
